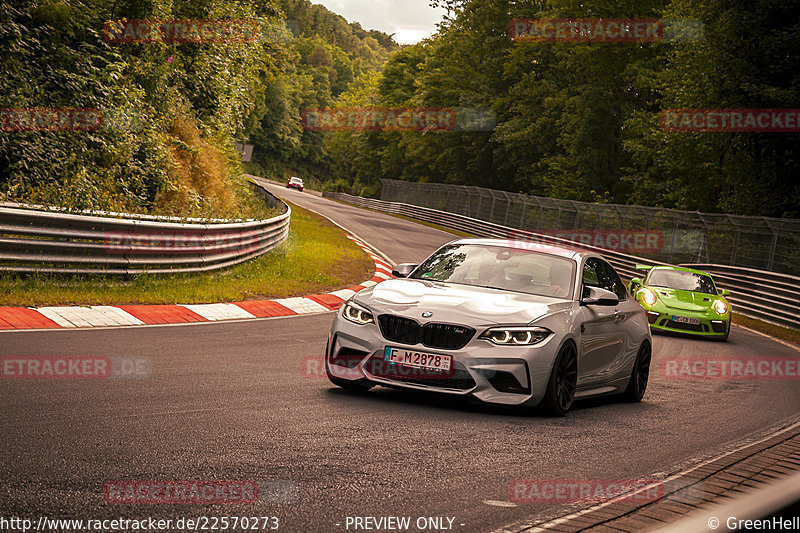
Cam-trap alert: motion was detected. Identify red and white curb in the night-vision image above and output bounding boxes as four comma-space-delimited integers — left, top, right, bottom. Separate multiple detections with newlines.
0, 236, 392, 331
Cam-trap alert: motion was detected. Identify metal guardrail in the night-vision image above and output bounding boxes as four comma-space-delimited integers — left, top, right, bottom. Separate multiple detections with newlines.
380, 179, 800, 277
0, 181, 291, 275
324, 192, 800, 330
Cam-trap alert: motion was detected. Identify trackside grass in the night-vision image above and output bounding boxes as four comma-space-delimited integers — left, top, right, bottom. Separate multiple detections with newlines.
0, 203, 374, 307
732, 313, 800, 348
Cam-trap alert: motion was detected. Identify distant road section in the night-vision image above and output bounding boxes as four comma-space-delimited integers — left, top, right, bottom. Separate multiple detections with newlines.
254, 177, 456, 264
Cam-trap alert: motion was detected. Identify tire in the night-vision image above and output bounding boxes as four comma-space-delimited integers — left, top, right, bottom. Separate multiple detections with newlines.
623, 342, 651, 402
326, 362, 374, 392
541, 342, 578, 416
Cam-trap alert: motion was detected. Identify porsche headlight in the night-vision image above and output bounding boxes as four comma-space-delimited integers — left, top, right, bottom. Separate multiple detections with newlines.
342, 303, 374, 325
713, 299, 728, 315
641, 288, 658, 306
480, 327, 551, 346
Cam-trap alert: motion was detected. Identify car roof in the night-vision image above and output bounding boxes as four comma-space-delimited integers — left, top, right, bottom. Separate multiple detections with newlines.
448, 238, 587, 260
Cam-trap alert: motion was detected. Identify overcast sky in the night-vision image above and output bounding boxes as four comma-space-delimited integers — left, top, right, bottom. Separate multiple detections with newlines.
314, 0, 447, 44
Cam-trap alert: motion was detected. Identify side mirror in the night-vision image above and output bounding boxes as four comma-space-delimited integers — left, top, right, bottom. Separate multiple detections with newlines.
629, 277, 642, 296
581, 287, 619, 307
391, 263, 418, 278
718, 288, 730, 297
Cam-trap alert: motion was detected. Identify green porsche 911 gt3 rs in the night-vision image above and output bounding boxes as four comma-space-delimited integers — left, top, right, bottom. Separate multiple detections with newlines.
628, 265, 731, 341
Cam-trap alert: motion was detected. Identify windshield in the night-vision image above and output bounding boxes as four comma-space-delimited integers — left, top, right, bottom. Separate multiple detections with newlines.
409, 244, 576, 299
647, 269, 716, 294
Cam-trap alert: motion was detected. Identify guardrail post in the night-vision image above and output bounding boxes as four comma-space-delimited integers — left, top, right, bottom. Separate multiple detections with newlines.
730, 225, 739, 265
768, 233, 778, 272
668, 221, 678, 264
764, 219, 778, 272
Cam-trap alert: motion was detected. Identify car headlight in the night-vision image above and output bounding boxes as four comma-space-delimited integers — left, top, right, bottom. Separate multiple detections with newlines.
479, 327, 551, 346
713, 299, 728, 315
641, 288, 658, 306
342, 303, 374, 325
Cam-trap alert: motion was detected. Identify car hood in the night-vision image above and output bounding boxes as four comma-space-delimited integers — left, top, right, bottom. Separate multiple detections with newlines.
650, 287, 716, 312
354, 279, 572, 326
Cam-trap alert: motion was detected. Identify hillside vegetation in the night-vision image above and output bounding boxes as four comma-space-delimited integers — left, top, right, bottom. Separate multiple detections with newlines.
0, 0, 397, 218
310, 0, 800, 218
3, 0, 796, 219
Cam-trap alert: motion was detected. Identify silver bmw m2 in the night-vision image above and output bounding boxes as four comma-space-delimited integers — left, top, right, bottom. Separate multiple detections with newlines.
326, 239, 652, 415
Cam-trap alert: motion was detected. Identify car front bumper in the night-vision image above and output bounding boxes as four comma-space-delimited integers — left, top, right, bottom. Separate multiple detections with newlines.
643, 308, 730, 337
326, 312, 561, 407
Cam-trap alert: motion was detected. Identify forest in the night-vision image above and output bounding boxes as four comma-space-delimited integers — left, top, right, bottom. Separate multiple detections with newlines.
1, 0, 798, 218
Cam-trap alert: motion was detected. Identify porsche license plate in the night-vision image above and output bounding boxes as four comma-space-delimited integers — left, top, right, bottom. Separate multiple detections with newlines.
384, 347, 452, 372
672, 315, 701, 325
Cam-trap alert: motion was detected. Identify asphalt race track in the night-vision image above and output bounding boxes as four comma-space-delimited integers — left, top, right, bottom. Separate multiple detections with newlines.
2, 182, 800, 532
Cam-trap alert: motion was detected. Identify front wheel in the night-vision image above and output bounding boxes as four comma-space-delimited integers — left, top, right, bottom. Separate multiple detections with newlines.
541, 342, 578, 416
623, 342, 651, 402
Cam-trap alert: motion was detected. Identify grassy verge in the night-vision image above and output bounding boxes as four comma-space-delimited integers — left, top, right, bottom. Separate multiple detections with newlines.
732, 313, 800, 347
0, 203, 374, 307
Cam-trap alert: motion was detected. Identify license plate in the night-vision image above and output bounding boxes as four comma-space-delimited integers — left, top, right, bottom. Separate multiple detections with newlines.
672, 315, 701, 325
384, 347, 452, 372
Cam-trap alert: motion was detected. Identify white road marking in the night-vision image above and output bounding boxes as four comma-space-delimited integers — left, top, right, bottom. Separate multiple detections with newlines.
182, 303, 257, 321
274, 297, 330, 315
483, 500, 518, 508
35, 306, 144, 327
330, 289, 357, 301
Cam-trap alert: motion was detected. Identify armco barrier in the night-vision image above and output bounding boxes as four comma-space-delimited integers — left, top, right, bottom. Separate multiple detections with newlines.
0, 181, 290, 275
379, 179, 800, 276
323, 192, 800, 331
